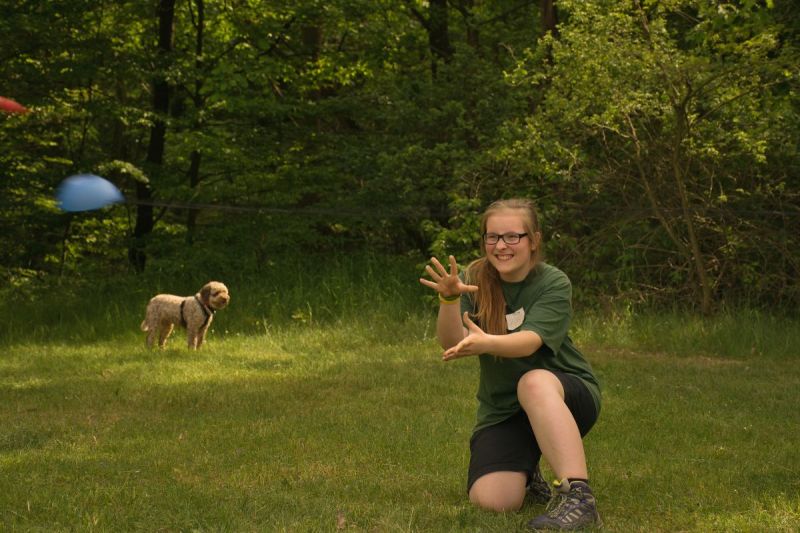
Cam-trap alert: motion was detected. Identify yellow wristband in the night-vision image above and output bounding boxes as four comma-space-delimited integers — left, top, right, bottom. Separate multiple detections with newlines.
439, 294, 460, 305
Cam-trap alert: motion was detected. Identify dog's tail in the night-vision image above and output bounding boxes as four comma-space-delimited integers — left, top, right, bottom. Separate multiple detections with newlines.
140, 320, 149, 332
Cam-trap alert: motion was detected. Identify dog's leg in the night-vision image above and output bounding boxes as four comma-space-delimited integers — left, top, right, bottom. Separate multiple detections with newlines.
146, 325, 158, 348
187, 328, 199, 349
159, 324, 174, 348
185, 314, 199, 349
195, 325, 210, 349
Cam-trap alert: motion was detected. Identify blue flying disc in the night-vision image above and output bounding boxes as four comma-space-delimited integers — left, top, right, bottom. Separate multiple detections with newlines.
56, 174, 124, 212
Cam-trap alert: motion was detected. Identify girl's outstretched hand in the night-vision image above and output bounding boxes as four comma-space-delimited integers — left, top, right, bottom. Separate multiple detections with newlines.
419, 255, 479, 298
442, 312, 489, 361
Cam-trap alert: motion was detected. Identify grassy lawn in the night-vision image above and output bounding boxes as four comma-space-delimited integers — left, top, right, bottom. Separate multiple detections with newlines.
1, 270, 799, 530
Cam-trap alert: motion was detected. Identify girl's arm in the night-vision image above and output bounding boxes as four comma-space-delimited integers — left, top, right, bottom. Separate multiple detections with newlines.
436, 297, 467, 349
442, 312, 544, 361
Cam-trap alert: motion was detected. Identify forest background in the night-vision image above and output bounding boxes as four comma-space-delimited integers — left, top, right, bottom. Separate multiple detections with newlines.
1, 0, 798, 316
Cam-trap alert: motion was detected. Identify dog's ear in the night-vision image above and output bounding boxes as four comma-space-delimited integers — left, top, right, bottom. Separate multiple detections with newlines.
200, 283, 212, 304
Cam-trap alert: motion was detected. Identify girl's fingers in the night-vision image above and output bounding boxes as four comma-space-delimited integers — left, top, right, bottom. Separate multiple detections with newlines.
420, 277, 457, 297
462, 311, 476, 328
443, 343, 472, 361
430, 257, 448, 277
443, 346, 462, 361
448, 255, 459, 275
425, 264, 443, 282
419, 278, 438, 290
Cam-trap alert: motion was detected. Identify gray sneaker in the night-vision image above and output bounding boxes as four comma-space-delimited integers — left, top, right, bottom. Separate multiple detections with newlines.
526, 465, 552, 505
527, 479, 602, 530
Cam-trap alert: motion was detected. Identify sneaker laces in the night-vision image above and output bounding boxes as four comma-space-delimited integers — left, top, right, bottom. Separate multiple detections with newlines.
544, 493, 567, 516
544, 481, 583, 518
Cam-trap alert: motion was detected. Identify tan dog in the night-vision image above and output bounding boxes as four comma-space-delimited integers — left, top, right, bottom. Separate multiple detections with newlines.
140, 281, 230, 349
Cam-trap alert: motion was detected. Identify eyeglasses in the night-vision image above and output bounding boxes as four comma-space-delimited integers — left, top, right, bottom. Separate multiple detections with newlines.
483, 232, 528, 245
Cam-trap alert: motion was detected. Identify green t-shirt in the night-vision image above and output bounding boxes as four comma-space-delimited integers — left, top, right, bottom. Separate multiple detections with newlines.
461, 262, 601, 432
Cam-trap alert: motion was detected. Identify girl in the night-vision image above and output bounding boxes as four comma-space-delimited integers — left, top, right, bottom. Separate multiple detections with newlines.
419, 198, 602, 531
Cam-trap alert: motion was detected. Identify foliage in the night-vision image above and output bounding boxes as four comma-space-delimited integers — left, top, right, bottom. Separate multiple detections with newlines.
0, 0, 798, 310
504, 1, 797, 310
476, 0, 799, 311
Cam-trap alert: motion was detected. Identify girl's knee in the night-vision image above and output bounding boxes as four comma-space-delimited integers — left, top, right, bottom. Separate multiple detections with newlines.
469, 490, 524, 513
517, 368, 558, 394
517, 369, 560, 400
468, 472, 526, 512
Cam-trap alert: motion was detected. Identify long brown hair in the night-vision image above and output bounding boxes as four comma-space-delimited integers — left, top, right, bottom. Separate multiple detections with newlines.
464, 198, 543, 335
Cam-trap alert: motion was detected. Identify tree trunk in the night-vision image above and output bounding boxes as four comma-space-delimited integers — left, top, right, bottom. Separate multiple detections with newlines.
186, 150, 201, 245
634, 3, 713, 313
429, 0, 452, 77
672, 105, 713, 314
186, 0, 205, 245
539, 0, 559, 37
461, 0, 479, 49
130, 0, 175, 272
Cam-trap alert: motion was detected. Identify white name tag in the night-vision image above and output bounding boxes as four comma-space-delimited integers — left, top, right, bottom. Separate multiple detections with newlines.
506, 307, 525, 331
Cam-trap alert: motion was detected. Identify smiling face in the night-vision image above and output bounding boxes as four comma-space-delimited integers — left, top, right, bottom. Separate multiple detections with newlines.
483, 209, 541, 282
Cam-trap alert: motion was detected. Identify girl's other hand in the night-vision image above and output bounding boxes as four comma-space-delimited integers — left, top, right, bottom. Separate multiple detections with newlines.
442, 312, 488, 360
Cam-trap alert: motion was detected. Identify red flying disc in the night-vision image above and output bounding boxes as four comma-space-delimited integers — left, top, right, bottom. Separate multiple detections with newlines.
0, 96, 28, 114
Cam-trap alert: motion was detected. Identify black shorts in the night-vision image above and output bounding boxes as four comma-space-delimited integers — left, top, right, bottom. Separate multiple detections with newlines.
467, 371, 599, 492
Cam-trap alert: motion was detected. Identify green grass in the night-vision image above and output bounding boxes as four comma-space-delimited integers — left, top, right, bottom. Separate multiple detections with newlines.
1, 265, 799, 531
574, 306, 800, 359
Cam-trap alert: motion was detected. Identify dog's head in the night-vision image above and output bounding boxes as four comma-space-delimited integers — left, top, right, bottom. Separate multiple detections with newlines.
199, 281, 230, 310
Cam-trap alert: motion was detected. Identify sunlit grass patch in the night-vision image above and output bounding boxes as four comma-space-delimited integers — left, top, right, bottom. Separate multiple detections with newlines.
2, 267, 799, 530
